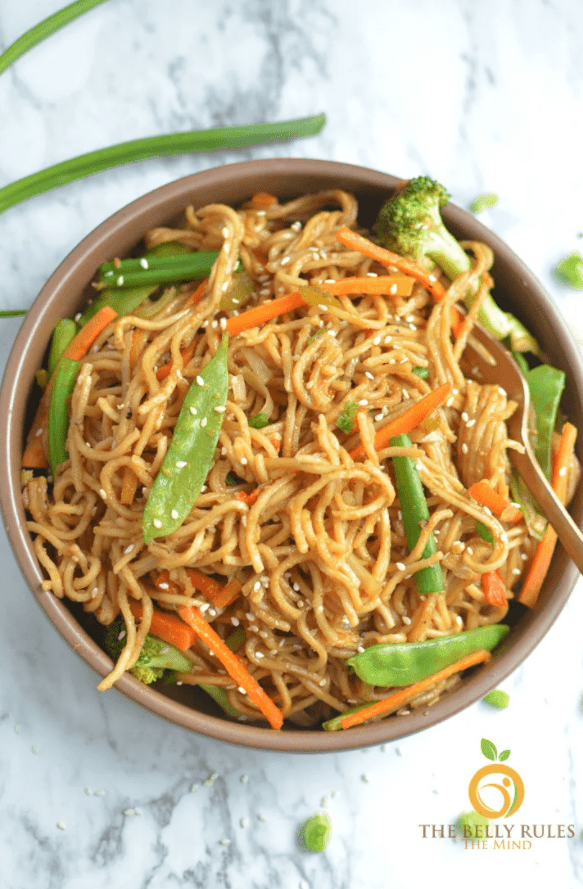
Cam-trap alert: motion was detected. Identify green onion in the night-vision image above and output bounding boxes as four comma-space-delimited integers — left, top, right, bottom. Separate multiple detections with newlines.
248, 413, 269, 429
554, 251, 583, 290
0, 309, 27, 317
336, 401, 359, 433
0, 114, 326, 215
411, 365, 429, 379
299, 813, 332, 852
0, 0, 109, 77
470, 193, 499, 213
482, 689, 510, 709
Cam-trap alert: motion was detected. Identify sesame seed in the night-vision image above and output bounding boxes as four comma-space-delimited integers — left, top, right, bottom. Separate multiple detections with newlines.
171, 510, 179, 520
201, 417, 208, 427
461, 443, 469, 454
238, 687, 247, 695
466, 418, 476, 427
396, 561, 406, 571
559, 466, 567, 476
196, 375, 205, 386
240, 457, 248, 465
158, 582, 169, 590
153, 519, 162, 528
176, 461, 187, 468
365, 371, 374, 380
220, 838, 231, 846
240, 817, 248, 827
57, 822, 66, 830
358, 399, 368, 406
118, 630, 126, 641
231, 617, 240, 626
220, 317, 227, 330
190, 406, 197, 415
214, 405, 226, 413
117, 276, 124, 286
139, 258, 149, 269
461, 412, 469, 423
124, 544, 133, 554
99, 488, 107, 499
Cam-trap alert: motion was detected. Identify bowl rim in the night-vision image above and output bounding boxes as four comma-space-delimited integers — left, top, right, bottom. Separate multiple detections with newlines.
1, 156, 581, 752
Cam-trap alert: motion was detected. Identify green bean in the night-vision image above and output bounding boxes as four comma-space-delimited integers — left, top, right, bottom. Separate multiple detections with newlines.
99, 251, 221, 289
48, 357, 80, 474
47, 319, 78, 376
347, 624, 509, 687
390, 433, 444, 594
299, 813, 332, 852
143, 335, 229, 544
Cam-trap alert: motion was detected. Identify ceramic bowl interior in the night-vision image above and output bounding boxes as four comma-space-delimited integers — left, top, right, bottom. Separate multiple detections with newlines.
2, 158, 582, 752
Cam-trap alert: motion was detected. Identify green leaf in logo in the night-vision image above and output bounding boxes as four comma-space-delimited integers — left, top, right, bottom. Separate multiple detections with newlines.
498, 749, 511, 761
481, 738, 498, 761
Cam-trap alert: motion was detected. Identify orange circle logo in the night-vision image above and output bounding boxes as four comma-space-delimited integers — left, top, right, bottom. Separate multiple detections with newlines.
468, 763, 524, 818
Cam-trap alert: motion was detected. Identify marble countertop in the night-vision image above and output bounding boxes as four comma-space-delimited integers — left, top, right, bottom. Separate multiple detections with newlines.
1, 1, 583, 887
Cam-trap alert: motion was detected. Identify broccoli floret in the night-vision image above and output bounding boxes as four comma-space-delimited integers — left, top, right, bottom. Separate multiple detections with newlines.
375, 177, 540, 355
104, 617, 192, 685
376, 177, 470, 280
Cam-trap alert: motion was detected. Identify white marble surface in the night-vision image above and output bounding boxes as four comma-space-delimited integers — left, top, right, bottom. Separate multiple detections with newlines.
1, 1, 583, 887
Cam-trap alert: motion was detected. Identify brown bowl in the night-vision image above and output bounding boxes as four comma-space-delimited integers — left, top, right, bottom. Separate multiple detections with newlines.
2, 158, 582, 752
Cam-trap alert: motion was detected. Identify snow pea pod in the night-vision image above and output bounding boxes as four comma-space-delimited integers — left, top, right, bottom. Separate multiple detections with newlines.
347, 623, 509, 687
390, 433, 444, 594
77, 284, 158, 327
526, 364, 566, 481
143, 334, 229, 544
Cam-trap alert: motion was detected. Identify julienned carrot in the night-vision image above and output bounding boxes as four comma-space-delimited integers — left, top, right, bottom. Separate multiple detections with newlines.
210, 577, 243, 610
337, 649, 491, 730
120, 465, 139, 505
519, 421, 578, 608
185, 568, 223, 599
156, 344, 195, 380
248, 192, 278, 209
468, 481, 523, 523
225, 291, 305, 336
481, 569, 507, 607
129, 600, 196, 651
178, 605, 284, 729
349, 381, 451, 460
185, 278, 209, 307
62, 305, 118, 361
235, 488, 261, 507
450, 305, 465, 339
321, 275, 414, 297
336, 226, 447, 302
22, 305, 118, 468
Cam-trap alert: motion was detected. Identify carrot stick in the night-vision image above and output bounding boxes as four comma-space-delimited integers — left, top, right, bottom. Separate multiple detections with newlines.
185, 568, 224, 599
235, 488, 261, 507
482, 569, 507, 607
62, 305, 118, 361
349, 381, 451, 460
22, 305, 118, 468
248, 192, 278, 209
210, 577, 243, 610
468, 481, 523, 523
178, 605, 284, 729
336, 226, 447, 302
450, 305, 465, 339
184, 277, 208, 307
519, 421, 578, 608
156, 344, 195, 380
337, 649, 491, 730
225, 291, 305, 336
321, 275, 414, 297
129, 600, 196, 651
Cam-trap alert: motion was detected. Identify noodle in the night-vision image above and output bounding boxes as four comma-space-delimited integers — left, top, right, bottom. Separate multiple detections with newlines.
23, 189, 557, 727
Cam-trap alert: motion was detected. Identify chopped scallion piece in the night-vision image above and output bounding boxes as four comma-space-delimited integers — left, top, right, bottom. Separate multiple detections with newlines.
470, 193, 499, 213
554, 251, 583, 290
336, 401, 359, 433
248, 413, 269, 429
482, 689, 510, 709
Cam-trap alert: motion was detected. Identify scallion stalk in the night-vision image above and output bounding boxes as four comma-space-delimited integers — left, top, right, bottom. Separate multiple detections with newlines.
0, 0, 109, 77
0, 114, 326, 215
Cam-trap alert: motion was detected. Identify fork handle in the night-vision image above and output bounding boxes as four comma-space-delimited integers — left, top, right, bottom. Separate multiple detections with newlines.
510, 450, 583, 575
